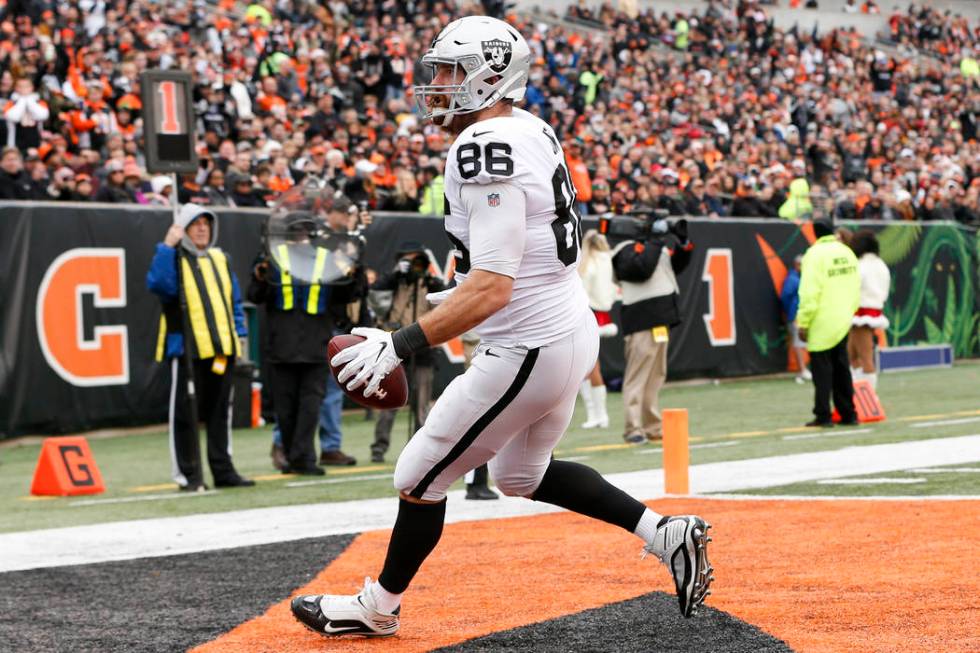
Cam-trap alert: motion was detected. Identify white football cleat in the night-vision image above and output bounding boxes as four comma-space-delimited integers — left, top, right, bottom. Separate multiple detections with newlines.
643, 515, 714, 618
291, 578, 400, 637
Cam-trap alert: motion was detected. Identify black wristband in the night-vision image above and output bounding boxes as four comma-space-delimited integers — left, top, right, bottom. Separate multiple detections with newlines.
391, 322, 429, 359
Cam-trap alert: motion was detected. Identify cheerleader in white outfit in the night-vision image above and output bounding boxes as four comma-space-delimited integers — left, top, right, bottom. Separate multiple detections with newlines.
578, 230, 619, 428
847, 230, 891, 389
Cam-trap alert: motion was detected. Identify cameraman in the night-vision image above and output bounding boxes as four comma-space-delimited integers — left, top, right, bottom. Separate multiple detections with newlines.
611, 215, 694, 444
249, 189, 366, 475
368, 243, 445, 463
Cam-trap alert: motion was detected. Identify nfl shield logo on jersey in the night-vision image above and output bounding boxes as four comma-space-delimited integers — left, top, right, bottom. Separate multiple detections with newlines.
482, 39, 512, 73
487, 193, 501, 207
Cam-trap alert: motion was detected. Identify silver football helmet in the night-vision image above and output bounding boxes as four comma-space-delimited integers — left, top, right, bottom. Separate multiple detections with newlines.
414, 16, 531, 125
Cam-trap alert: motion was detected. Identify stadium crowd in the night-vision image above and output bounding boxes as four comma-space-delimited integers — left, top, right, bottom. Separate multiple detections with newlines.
0, 0, 978, 224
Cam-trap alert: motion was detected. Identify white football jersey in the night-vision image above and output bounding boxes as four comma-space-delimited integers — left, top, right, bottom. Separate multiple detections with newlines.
445, 108, 589, 348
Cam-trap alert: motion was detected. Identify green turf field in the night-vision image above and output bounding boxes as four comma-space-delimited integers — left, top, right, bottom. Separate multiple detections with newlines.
2, 361, 978, 532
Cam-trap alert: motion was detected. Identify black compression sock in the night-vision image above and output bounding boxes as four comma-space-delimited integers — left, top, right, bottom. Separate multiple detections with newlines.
377, 497, 447, 593
531, 459, 646, 532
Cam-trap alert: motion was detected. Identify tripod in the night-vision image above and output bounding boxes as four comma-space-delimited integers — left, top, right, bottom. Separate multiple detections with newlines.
406, 274, 422, 441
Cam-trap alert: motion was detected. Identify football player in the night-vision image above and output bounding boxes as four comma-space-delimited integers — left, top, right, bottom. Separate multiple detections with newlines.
291, 16, 713, 637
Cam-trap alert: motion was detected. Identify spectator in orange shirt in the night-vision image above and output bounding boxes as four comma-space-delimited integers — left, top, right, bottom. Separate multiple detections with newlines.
566, 139, 592, 214
256, 76, 287, 118
268, 156, 294, 192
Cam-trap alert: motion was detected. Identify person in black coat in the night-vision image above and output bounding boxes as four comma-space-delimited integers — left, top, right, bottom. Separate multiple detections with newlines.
95, 160, 136, 203
228, 173, 266, 207
0, 146, 37, 199
248, 198, 367, 474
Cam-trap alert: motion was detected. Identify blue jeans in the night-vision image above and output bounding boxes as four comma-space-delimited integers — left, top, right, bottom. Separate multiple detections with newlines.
318, 371, 344, 452
272, 370, 344, 451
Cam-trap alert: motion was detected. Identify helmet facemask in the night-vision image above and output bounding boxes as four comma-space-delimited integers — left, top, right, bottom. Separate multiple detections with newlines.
414, 53, 527, 126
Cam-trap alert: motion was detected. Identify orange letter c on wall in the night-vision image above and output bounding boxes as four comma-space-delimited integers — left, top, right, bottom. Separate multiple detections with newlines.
36, 248, 129, 386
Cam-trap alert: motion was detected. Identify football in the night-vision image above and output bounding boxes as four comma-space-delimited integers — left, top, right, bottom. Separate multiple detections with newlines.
327, 334, 409, 410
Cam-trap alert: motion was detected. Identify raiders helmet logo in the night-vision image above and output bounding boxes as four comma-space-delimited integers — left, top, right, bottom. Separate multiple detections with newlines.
482, 39, 512, 73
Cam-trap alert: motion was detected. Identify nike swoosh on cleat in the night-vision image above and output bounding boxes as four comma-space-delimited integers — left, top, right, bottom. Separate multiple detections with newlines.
323, 623, 364, 634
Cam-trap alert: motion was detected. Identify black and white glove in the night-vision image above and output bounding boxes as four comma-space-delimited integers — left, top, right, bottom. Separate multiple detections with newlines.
330, 327, 403, 398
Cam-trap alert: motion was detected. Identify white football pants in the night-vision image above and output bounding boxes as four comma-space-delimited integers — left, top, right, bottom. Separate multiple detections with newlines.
394, 314, 599, 502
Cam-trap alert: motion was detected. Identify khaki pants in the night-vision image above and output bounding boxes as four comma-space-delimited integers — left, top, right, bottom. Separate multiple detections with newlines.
622, 329, 668, 439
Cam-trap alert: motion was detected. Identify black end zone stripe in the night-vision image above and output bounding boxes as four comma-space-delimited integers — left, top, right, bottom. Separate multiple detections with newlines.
410, 347, 540, 499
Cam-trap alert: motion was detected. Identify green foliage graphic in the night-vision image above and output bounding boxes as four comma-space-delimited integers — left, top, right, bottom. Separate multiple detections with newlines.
877, 223, 922, 265
752, 329, 784, 357
883, 225, 977, 356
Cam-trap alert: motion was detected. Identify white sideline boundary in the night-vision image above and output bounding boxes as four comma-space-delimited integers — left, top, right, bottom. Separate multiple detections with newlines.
911, 416, 980, 428
2, 434, 980, 573
693, 493, 980, 502
817, 478, 925, 485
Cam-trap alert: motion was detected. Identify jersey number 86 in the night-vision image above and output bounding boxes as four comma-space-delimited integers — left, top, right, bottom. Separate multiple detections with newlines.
456, 142, 582, 268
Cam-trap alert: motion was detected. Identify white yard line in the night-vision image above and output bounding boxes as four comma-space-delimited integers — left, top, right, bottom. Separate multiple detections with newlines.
817, 478, 925, 485
286, 473, 393, 488
911, 417, 980, 428
70, 491, 216, 507
680, 435, 980, 494
695, 493, 980, 502
3, 434, 980, 573
690, 441, 738, 450
636, 447, 664, 455
909, 467, 980, 474
782, 428, 872, 441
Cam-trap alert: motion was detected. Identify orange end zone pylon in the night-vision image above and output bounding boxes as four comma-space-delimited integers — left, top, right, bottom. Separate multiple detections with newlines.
30, 436, 105, 496
663, 409, 690, 495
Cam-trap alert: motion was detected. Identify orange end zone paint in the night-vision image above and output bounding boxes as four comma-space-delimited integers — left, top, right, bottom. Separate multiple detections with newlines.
194, 498, 980, 653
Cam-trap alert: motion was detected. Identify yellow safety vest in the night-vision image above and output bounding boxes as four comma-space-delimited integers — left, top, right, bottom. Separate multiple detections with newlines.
156, 248, 240, 362
274, 244, 329, 314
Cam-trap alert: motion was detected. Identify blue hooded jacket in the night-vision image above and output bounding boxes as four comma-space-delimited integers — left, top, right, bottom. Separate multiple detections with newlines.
147, 229, 247, 360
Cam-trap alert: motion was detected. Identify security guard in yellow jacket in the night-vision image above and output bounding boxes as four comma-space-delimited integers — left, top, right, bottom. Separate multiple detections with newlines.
797, 219, 861, 427
248, 210, 364, 475
147, 204, 253, 491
